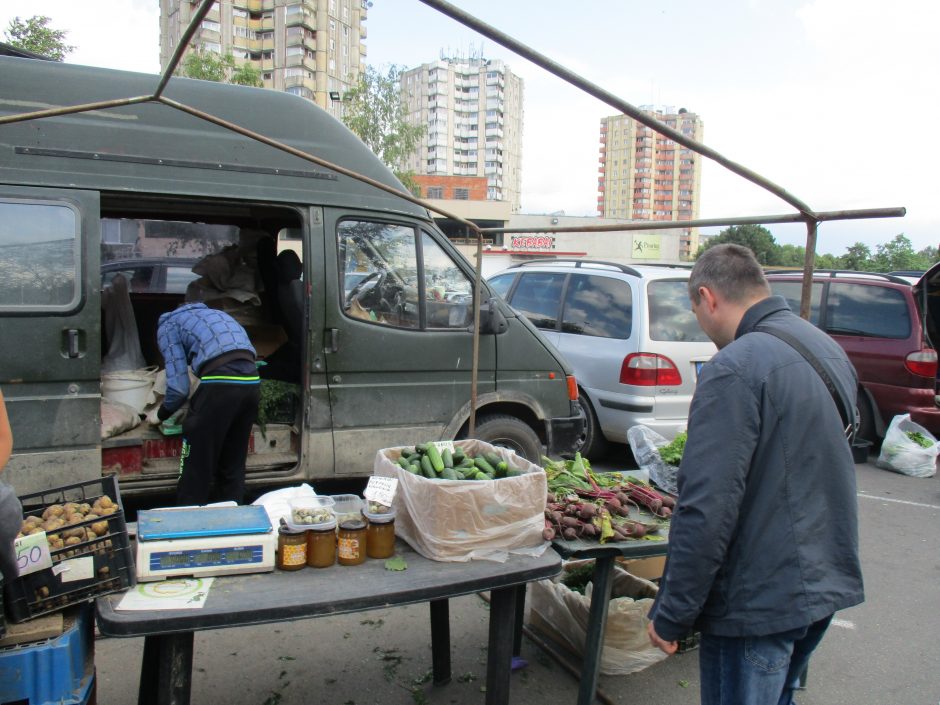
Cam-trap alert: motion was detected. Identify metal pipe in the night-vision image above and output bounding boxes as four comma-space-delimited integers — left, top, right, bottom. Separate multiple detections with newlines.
418, 0, 816, 219
153, 0, 215, 97
0, 96, 153, 125
800, 221, 819, 320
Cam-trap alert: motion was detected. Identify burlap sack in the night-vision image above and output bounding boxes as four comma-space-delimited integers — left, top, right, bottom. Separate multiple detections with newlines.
373, 439, 548, 562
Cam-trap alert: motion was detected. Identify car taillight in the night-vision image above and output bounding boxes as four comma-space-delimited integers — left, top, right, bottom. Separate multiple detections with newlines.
620, 353, 682, 386
566, 375, 579, 401
905, 349, 938, 378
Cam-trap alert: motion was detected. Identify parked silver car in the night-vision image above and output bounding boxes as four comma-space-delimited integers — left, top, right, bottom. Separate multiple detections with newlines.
488, 259, 715, 458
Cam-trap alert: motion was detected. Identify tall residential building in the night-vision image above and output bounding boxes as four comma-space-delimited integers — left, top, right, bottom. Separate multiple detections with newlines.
401, 55, 524, 212
159, 0, 367, 115
597, 106, 704, 258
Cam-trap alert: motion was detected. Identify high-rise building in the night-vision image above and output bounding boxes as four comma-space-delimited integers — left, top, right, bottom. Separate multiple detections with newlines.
159, 0, 367, 115
598, 106, 704, 258
401, 55, 524, 212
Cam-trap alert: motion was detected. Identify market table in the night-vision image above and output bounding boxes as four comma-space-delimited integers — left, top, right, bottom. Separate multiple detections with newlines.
550, 534, 670, 705
96, 540, 561, 705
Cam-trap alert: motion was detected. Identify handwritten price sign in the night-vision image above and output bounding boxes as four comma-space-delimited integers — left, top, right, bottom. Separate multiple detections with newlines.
14, 531, 54, 576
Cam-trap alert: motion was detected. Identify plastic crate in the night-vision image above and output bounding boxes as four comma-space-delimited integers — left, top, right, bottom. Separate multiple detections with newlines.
0, 603, 95, 705
4, 476, 135, 623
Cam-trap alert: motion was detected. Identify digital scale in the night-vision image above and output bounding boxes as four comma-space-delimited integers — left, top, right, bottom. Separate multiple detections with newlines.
135, 505, 277, 582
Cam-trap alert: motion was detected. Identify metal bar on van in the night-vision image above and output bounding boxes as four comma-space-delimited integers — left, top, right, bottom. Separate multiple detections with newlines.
418, 0, 817, 220
154, 0, 215, 98
0, 95, 153, 125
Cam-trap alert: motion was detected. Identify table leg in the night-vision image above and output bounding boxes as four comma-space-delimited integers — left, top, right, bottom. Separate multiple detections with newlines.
512, 583, 526, 656
429, 599, 451, 685
577, 556, 615, 705
485, 585, 517, 705
137, 632, 194, 705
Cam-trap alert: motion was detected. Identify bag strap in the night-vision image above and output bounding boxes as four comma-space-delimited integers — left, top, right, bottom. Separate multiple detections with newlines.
756, 325, 856, 439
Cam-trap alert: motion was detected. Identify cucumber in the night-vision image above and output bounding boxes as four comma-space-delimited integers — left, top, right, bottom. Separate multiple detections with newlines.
415, 443, 430, 453
457, 457, 474, 469
506, 468, 523, 477
452, 449, 466, 463
410, 463, 422, 475
420, 455, 437, 478
442, 448, 454, 468
426, 444, 445, 473
440, 467, 460, 481
400, 447, 416, 457
396, 456, 412, 470
473, 457, 497, 476
483, 452, 503, 468
495, 461, 509, 478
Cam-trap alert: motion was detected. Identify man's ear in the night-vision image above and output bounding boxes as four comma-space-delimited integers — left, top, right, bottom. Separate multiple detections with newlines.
698, 286, 719, 313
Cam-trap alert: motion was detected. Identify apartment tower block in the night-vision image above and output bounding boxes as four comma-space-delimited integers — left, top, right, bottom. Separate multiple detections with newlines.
598, 107, 704, 258
160, 0, 367, 115
401, 55, 524, 212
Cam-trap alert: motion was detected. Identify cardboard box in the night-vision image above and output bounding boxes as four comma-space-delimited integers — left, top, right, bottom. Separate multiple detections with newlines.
617, 554, 666, 581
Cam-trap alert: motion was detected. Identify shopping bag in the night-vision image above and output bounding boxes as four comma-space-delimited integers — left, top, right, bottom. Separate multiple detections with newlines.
875, 413, 938, 478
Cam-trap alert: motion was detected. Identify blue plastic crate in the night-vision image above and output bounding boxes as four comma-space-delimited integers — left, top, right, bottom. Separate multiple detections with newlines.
0, 603, 95, 705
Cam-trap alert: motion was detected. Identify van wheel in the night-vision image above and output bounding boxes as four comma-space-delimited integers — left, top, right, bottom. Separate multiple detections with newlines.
856, 393, 877, 443
575, 394, 608, 460
471, 414, 543, 463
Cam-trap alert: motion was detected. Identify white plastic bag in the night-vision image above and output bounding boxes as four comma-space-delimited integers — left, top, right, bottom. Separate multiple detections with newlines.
251, 483, 318, 526
875, 414, 939, 478
627, 425, 680, 495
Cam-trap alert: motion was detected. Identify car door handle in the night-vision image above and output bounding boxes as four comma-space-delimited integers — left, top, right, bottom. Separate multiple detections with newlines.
325, 328, 339, 353
66, 329, 81, 358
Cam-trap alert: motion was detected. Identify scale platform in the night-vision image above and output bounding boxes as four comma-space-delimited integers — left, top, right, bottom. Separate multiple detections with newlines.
136, 506, 277, 582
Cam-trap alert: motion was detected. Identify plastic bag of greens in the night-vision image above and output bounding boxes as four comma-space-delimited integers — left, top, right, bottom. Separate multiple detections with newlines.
627, 425, 681, 495
876, 413, 938, 478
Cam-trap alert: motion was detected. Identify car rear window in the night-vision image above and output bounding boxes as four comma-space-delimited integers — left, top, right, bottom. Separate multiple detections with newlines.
647, 280, 711, 342
826, 282, 911, 338
508, 272, 566, 330
561, 273, 632, 339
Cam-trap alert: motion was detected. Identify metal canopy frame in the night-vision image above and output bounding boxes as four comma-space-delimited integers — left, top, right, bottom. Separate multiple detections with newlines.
0, 0, 905, 434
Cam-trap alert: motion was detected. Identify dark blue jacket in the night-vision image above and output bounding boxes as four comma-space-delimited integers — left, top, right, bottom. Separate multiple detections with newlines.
157, 303, 256, 415
650, 296, 864, 640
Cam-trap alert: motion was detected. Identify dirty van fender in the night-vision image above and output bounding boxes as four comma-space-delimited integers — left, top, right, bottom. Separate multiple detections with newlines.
443, 390, 548, 460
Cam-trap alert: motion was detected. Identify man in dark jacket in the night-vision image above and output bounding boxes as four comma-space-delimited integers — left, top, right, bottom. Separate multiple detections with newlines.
156, 302, 259, 506
647, 244, 864, 705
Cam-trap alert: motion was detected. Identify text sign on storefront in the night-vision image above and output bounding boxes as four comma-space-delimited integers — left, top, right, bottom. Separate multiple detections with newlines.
510, 235, 556, 250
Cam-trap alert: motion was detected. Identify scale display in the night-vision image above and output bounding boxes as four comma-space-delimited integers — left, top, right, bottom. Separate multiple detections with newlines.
149, 544, 265, 571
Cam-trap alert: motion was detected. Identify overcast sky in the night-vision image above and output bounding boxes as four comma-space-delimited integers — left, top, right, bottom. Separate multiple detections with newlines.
2, 0, 937, 255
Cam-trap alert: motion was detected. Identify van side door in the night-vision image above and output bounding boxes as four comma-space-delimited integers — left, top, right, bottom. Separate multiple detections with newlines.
322, 213, 496, 473
0, 187, 101, 493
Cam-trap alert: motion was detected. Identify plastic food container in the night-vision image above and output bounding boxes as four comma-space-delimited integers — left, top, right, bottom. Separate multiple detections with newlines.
329, 494, 363, 525
287, 496, 335, 530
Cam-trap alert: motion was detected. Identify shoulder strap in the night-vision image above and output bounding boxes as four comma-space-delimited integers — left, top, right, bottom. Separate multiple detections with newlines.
756, 326, 855, 439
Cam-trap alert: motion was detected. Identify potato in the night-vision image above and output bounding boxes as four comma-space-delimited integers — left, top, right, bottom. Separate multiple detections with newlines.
64, 527, 85, 540
98, 495, 115, 509
63, 502, 80, 515
64, 536, 81, 546
91, 521, 109, 537
42, 504, 65, 520
78, 503, 91, 515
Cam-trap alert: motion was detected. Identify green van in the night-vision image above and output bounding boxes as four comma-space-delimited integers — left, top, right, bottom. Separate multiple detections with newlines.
0, 55, 582, 497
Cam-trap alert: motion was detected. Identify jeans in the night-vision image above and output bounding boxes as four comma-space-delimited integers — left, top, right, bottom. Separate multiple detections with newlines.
699, 615, 833, 705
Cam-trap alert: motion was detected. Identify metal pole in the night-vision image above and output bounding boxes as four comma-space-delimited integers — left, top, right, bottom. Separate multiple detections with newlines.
469, 222, 484, 436
800, 220, 819, 320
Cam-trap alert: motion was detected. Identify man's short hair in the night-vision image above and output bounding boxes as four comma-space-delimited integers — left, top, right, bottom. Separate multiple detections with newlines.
688, 244, 770, 304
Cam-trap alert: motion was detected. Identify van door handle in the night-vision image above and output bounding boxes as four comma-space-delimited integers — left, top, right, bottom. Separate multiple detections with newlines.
326, 328, 339, 353
66, 329, 81, 358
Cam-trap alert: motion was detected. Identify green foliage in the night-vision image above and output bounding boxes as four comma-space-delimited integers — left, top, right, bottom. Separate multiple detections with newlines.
4, 15, 74, 61
658, 431, 687, 466
179, 48, 261, 87
341, 65, 427, 188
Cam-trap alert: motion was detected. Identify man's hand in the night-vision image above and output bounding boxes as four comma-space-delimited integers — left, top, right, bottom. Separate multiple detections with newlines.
647, 621, 678, 655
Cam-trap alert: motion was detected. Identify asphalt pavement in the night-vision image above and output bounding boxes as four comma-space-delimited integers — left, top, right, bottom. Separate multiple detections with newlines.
93, 447, 940, 705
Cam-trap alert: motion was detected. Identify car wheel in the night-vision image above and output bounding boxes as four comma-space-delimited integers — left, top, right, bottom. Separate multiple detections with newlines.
471, 414, 543, 463
855, 392, 877, 443
575, 394, 608, 460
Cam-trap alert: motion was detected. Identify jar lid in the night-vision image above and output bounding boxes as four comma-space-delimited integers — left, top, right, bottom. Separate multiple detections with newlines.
307, 519, 337, 531
339, 519, 366, 531
279, 525, 305, 535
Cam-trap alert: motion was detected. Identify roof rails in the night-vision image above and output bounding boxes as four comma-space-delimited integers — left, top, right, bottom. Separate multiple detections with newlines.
764, 269, 913, 285
506, 258, 693, 277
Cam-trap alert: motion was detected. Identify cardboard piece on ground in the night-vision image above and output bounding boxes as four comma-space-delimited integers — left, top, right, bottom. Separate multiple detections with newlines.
0, 612, 64, 647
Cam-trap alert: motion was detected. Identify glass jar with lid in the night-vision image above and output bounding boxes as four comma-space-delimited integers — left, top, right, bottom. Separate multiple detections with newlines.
277, 526, 307, 571
363, 507, 396, 559
306, 520, 337, 568
337, 519, 367, 566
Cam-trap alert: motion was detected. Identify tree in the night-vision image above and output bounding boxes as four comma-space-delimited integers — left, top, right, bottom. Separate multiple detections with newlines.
4, 15, 74, 61
839, 242, 873, 271
340, 65, 427, 192
179, 48, 261, 87
697, 224, 779, 265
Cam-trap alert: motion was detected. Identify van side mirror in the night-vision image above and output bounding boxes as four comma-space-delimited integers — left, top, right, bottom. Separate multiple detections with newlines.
478, 297, 509, 335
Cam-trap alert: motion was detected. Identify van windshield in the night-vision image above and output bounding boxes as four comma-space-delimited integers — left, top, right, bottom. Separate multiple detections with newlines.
647, 279, 711, 342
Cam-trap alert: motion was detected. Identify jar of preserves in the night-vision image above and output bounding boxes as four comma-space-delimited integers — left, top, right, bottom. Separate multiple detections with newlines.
337, 519, 367, 566
364, 509, 396, 559
277, 526, 307, 571
306, 521, 337, 568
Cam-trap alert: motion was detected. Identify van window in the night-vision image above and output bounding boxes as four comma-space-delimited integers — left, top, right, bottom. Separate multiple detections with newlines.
509, 272, 566, 330
562, 273, 632, 339
647, 279, 711, 342
487, 273, 515, 300
767, 280, 823, 325
827, 282, 911, 338
338, 220, 420, 329
421, 232, 473, 329
0, 200, 79, 310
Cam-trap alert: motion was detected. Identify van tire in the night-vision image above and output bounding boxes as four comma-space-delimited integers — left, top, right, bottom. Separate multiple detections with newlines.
575, 394, 608, 460
471, 414, 543, 463
856, 392, 877, 443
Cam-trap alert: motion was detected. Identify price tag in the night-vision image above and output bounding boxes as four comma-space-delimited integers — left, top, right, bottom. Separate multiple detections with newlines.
55, 556, 94, 583
364, 476, 398, 507
432, 440, 455, 452
14, 532, 54, 577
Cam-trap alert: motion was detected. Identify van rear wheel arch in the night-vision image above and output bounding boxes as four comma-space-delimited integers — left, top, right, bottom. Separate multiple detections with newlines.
459, 413, 544, 463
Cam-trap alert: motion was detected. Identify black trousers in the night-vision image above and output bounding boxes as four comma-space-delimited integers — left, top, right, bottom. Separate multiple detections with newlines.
176, 382, 260, 506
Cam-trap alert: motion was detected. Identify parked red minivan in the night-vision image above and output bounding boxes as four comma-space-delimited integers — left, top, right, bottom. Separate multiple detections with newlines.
766, 270, 940, 442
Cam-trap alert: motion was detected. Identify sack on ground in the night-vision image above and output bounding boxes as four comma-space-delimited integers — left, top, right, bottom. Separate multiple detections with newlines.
627, 425, 679, 495
374, 440, 547, 562
527, 560, 668, 676
876, 413, 939, 478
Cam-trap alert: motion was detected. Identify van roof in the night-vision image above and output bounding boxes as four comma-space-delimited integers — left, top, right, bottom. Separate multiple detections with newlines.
0, 56, 428, 219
